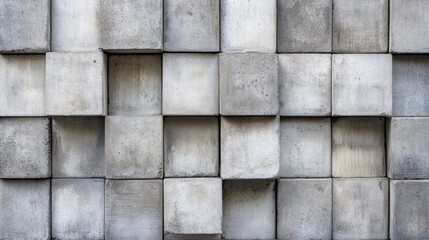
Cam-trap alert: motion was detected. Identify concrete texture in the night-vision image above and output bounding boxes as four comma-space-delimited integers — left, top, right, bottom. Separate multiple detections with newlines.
163, 54, 219, 115
165, 234, 221, 240
279, 54, 331, 116
220, 53, 279, 115
332, 54, 392, 116
164, 117, 219, 177
277, 179, 332, 240
108, 55, 162, 116
221, 117, 280, 179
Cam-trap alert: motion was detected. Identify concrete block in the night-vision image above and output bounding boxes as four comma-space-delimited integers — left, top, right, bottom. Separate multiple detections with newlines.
277, 179, 332, 240
279, 54, 331, 116
0, 55, 45, 116
108, 55, 162, 116
52, 179, 104, 240
100, 0, 162, 52
46, 52, 107, 116
0, 118, 50, 178
280, 118, 331, 177
333, 0, 388, 53
221, 117, 280, 179
164, 178, 222, 234
105, 116, 163, 179
221, 0, 276, 52
165, 234, 221, 240
164, 117, 219, 177
220, 53, 279, 115
0, 0, 49, 53
333, 178, 388, 240
164, 0, 219, 52
105, 180, 163, 239
277, 0, 332, 53
0, 180, 50, 240
163, 54, 219, 115
332, 54, 392, 116
52, 117, 104, 178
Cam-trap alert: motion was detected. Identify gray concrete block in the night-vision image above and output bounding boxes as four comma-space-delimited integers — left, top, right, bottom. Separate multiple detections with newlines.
105, 180, 163, 239
332, 54, 392, 116
333, 0, 388, 53
164, 0, 219, 52
333, 178, 388, 240
0, 118, 50, 178
105, 116, 163, 179
220, 53, 279, 115
279, 54, 331, 116
52, 179, 104, 240
165, 234, 221, 240
52, 117, 104, 178
163, 54, 219, 115
108, 55, 162, 116
277, 179, 332, 240
221, 117, 280, 179
0, 180, 50, 240
164, 178, 222, 234
46, 52, 107, 116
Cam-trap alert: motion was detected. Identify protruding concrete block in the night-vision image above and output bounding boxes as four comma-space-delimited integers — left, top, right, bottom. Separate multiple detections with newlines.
221, 117, 280, 179
332, 54, 392, 116
220, 53, 279, 115
163, 54, 219, 115
278, 179, 332, 240
108, 55, 162, 116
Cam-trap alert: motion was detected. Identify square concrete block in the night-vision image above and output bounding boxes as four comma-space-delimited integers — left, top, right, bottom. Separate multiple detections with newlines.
221, 0, 276, 52
280, 118, 331, 177
277, 179, 332, 240
164, 0, 219, 52
0, 0, 49, 53
46, 52, 107, 116
52, 117, 104, 178
0, 55, 45, 116
221, 117, 280, 179
109, 55, 162, 116
332, 54, 392, 116
164, 117, 219, 177
279, 54, 331, 116
105, 116, 163, 179
0, 180, 50, 239
333, 0, 388, 53
105, 180, 163, 239
164, 178, 222, 234
163, 54, 219, 115
220, 53, 279, 115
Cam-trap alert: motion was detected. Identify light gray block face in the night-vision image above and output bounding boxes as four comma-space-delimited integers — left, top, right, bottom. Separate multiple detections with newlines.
163, 54, 219, 115
164, 0, 219, 52
332, 54, 392, 116
221, 117, 280, 179
277, 179, 332, 240
105, 116, 163, 179
0, 180, 50, 240
220, 53, 279, 115
105, 180, 163, 239
279, 54, 331, 116
108, 55, 162, 116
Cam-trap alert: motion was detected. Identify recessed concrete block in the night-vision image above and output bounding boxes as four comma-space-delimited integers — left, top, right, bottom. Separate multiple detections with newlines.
164, 178, 222, 234
332, 54, 392, 116
163, 54, 219, 115
220, 53, 279, 116
277, 179, 332, 240
221, 117, 280, 179
105, 116, 163, 179
0, 180, 50, 240
333, 0, 388, 53
279, 54, 331, 116
109, 55, 162, 116
105, 180, 163, 239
